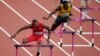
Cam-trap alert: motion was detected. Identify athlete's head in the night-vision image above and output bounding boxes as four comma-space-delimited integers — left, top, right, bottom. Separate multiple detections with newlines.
62, 1, 69, 9
32, 19, 38, 27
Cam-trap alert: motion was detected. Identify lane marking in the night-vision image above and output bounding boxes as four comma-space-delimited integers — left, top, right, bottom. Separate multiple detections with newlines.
82, 32, 100, 34
57, 42, 91, 47
1, 0, 31, 24
0, 27, 33, 56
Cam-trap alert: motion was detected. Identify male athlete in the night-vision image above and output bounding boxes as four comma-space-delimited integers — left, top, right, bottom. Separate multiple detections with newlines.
43, 1, 72, 31
11, 19, 50, 56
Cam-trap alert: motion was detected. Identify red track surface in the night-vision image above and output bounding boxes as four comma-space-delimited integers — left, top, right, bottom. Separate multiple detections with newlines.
0, 0, 100, 56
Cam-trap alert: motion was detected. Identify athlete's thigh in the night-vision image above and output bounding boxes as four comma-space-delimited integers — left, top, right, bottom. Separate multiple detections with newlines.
27, 35, 36, 42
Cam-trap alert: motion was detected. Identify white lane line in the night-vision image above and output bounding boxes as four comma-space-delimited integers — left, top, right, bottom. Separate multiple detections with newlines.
31, 0, 100, 51
94, 45, 100, 51
62, 45, 91, 47
0, 27, 33, 56
57, 42, 91, 47
1, 0, 71, 56
82, 32, 100, 34
1, 0, 31, 24
31, 0, 56, 18
44, 35, 71, 56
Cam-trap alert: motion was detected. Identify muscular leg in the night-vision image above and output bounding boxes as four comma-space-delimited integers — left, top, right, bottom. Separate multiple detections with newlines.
51, 21, 61, 31
62, 16, 71, 31
51, 16, 63, 31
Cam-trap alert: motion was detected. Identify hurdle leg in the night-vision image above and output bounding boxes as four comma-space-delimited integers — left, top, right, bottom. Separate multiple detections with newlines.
72, 32, 75, 56
60, 38, 63, 47
15, 46, 18, 56
60, 23, 63, 47
50, 46, 53, 56
92, 20, 95, 47
79, 8, 83, 34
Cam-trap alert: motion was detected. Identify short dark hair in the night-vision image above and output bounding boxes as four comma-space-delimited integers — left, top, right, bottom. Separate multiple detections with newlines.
62, 1, 69, 6
62, 1, 69, 4
32, 19, 37, 23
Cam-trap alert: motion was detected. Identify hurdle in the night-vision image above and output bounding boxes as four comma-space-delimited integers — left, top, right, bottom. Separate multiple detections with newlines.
78, 6, 97, 47
54, 23, 75, 56
44, 25, 75, 56
73, 18, 96, 47
57, 31, 75, 47
79, 0, 100, 46
14, 44, 54, 56
79, 4, 100, 33
79, 1, 100, 30
60, 18, 96, 47
85, 19, 95, 47
58, 31, 75, 56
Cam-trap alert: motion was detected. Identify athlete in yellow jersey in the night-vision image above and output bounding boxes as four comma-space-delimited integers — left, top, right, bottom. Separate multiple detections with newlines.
58, 2, 71, 17
43, 1, 72, 31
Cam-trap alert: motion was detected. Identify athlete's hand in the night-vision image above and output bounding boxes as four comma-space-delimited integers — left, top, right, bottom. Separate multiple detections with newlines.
10, 35, 16, 39
43, 17, 48, 20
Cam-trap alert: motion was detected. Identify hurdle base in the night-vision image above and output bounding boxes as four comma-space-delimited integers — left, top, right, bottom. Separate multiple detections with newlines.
60, 43, 63, 47
92, 43, 94, 47
77, 30, 82, 34
57, 43, 91, 47
80, 31, 82, 34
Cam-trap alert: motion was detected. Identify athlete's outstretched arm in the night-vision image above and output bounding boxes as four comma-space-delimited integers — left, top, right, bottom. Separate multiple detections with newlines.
10, 24, 32, 39
43, 6, 60, 20
43, 25, 51, 44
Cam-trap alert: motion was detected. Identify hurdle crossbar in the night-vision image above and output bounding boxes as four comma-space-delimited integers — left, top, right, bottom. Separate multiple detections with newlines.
71, 18, 95, 22
14, 44, 54, 56
44, 31, 75, 34
15, 44, 54, 47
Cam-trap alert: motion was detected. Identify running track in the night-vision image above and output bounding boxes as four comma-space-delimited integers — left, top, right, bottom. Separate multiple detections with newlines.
0, 0, 100, 56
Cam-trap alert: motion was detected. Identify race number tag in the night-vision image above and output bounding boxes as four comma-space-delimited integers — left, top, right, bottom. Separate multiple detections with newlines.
34, 32, 43, 35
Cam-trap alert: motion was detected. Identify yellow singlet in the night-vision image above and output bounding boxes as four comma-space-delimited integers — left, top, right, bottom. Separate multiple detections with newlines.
58, 3, 71, 17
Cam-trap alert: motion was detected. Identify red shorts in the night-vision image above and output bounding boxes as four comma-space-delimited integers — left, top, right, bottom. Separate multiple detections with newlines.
27, 34, 43, 42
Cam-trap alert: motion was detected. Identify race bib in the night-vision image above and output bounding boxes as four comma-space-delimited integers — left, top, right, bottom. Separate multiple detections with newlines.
34, 32, 43, 35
